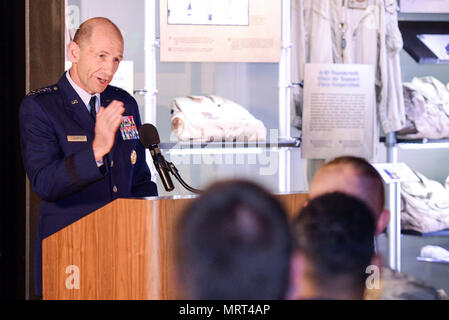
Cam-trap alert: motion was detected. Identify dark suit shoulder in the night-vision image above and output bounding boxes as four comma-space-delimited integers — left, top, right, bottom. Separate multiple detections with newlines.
22, 84, 62, 114
106, 85, 130, 95
103, 85, 138, 114
26, 85, 60, 97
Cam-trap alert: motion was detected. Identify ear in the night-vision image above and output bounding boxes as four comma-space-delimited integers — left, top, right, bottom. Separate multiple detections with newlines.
371, 253, 383, 270
67, 41, 80, 63
286, 252, 305, 300
376, 209, 390, 235
303, 199, 309, 208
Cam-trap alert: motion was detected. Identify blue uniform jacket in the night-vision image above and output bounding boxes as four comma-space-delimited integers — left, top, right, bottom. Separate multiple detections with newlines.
19, 73, 158, 296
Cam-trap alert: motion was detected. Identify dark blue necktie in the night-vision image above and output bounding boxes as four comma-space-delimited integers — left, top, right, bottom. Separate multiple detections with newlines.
89, 96, 97, 121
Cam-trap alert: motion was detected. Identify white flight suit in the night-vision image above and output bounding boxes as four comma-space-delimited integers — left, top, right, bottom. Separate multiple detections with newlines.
400, 76, 449, 139
401, 171, 449, 234
292, 0, 406, 134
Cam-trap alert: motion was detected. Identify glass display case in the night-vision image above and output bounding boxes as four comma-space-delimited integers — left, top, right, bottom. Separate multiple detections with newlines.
66, 0, 305, 196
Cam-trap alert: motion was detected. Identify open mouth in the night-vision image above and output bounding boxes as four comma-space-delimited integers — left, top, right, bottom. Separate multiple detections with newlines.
96, 77, 109, 85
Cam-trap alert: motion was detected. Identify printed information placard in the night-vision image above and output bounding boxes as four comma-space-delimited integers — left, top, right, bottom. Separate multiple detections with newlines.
400, 0, 449, 13
302, 63, 376, 159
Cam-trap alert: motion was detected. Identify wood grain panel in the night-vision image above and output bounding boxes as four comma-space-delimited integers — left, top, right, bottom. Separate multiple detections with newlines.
43, 199, 155, 300
157, 198, 193, 300
28, 0, 65, 90
26, 0, 65, 300
278, 193, 309, 220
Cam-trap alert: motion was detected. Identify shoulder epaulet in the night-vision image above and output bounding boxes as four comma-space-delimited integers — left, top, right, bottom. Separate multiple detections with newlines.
26, 85, 59, 97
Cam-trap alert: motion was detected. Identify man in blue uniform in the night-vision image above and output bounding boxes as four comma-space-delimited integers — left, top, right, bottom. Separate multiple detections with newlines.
19, 17, 158, 296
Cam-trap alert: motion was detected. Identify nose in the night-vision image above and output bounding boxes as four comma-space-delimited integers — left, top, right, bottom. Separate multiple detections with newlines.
102, 59, 117, 78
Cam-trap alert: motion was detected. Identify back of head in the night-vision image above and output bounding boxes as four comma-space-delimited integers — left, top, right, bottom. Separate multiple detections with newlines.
292, 192, 376, 298
310, 156, 385, 217
177, 180, 292, 300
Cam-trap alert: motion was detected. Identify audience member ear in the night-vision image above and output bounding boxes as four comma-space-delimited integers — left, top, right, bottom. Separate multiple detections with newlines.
371, 253, 383, 270
376, 209, 390, 235
302, 199, 309, 209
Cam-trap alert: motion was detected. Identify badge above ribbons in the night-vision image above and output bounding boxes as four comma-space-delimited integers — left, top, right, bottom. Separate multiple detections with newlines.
120, 116, 140, 141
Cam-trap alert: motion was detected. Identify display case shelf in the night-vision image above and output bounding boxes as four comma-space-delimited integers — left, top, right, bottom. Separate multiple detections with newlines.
381, 137, 449, 149
159, 137, 301, 151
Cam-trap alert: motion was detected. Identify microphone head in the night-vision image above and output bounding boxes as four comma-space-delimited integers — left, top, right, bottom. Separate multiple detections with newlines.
139, 123, 160, 148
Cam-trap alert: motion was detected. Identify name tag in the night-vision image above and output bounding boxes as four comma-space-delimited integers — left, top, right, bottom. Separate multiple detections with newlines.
67, 135, 87, 142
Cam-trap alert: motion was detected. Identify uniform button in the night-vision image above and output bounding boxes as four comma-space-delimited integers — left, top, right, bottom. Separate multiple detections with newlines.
113, 186, 118, 193
110, 160, 114, 167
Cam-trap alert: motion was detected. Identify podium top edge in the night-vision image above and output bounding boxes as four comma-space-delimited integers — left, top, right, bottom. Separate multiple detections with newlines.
132, 191, 308, 202
140, 194, 198, 201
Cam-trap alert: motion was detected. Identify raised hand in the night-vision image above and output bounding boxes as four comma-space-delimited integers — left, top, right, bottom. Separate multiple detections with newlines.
92, 100, 125, 161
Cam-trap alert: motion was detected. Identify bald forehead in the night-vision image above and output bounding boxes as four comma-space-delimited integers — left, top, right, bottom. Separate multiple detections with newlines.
74, 18, 123, 47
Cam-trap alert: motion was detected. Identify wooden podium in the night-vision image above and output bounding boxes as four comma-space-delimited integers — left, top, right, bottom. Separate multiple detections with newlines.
42, 193, 308, 300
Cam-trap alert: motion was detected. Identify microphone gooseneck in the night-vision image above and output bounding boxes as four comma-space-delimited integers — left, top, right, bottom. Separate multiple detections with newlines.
139, 124, 174, 192
139, 124, 202, 194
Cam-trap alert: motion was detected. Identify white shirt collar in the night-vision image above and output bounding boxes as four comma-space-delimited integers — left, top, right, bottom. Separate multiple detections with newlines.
66, 70, 100, 112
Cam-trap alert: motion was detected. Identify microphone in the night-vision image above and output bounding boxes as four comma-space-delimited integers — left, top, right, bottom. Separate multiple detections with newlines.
139, 123, 175, 192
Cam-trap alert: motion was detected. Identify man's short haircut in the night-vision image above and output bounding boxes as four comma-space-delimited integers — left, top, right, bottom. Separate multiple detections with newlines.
292, 192, 376, 292
176, 180, 292, 300
73, 17, 123, 47
319, 156, 385, 215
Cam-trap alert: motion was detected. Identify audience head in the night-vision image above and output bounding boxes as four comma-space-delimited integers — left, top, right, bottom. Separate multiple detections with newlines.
310, 156, 389, 235
176, 179, 292, 300
291, 192, 377, 300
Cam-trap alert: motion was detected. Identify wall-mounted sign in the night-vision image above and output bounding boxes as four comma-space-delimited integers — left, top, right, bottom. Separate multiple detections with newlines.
160, 0, 281, 62
168, 0, 249, 26
302, 63, 376, 160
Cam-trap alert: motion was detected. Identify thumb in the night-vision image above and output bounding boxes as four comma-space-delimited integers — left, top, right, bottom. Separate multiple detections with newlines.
97, 106, 105, 115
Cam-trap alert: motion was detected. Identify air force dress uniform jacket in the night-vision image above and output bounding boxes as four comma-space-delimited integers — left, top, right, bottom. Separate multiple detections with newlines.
19, 72, 158, 296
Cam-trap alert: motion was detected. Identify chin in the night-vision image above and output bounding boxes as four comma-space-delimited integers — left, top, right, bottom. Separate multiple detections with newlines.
92, 85, 108, 94
89, 78, 110, 94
